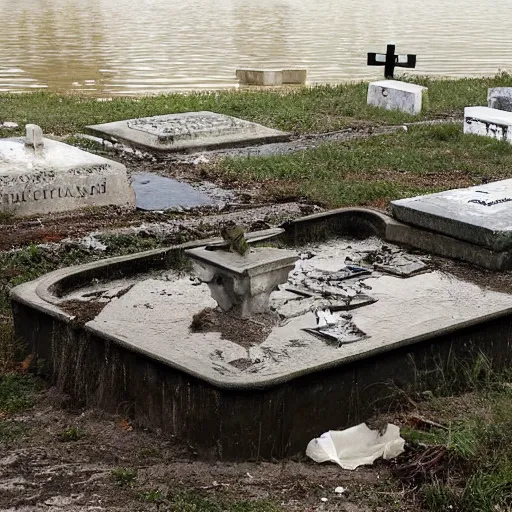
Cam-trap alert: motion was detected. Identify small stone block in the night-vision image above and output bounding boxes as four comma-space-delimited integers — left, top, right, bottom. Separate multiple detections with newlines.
488, 88, 512, 112
25, 124, 44, 148
236, 69, 283, 86
87, 111, 290, 153
0, 137, 135, 217
391, 179, 512, 251
464, 106, 512, 143
282, 69, 307, 84
367, 80, 428, 115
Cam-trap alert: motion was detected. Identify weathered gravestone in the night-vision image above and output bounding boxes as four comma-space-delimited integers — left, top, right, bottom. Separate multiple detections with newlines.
391, 179, 512, 252
488, 88, 512, 112
367, 80, 428, 115
87, 111, 290, 153
464, 107, 512, 143
0, 125, 135, 217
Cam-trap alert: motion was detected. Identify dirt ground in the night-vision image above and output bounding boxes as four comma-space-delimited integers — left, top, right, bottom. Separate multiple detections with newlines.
0, 387, 413, 512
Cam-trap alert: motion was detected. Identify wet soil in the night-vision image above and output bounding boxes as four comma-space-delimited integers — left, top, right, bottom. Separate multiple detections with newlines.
190, 308, 279, 348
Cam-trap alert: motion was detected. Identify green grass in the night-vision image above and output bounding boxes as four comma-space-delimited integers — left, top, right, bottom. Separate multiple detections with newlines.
111, 467, 137, 487
399, 369, 512, 512
1, 74, 511, 137
0, 374, 38, 415
139, 490, 282, 511
215, 123, 512, 208
58, 426, 87, 442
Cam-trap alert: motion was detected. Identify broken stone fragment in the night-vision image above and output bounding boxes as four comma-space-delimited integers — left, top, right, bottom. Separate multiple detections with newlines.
25, 124, 44, 149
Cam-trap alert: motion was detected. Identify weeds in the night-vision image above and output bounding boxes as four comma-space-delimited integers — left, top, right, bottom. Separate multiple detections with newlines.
111, 467, 137, 487
0, 374, 38, 415
58, 426, 87, 442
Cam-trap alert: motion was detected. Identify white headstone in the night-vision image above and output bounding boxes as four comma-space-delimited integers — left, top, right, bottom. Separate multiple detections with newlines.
464, 106, 512, 143
367, 80, 428, 115
391, 179, 512, 251
87, 111, 290, 152
0, 137, 135, 217
236, 69, 307, 86
488, 88, 512, 112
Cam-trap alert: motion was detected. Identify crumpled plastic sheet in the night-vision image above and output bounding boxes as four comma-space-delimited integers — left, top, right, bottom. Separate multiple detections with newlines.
306, 423, 405, 470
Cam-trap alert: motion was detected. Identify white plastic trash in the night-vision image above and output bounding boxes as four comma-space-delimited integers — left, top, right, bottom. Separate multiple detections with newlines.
306, 423, 405, 470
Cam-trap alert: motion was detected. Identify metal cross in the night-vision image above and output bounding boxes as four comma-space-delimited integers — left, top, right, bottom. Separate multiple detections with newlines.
367, 44, 416, 79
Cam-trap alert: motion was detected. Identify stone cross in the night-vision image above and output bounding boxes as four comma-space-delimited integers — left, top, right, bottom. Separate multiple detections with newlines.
367, 44, 416, 79
25, 124, 44, 149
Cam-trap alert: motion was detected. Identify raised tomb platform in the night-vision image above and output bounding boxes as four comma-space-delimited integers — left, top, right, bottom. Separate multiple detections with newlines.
11, 197, 512, 460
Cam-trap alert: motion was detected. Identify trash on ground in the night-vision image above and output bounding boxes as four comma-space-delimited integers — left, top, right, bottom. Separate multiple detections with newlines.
306, 423, 405, 470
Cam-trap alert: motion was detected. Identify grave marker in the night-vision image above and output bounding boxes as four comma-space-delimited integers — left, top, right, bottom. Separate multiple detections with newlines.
367, 44, 416, 79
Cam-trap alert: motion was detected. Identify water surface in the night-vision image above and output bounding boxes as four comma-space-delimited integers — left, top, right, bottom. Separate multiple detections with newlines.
0, 0, 511, 95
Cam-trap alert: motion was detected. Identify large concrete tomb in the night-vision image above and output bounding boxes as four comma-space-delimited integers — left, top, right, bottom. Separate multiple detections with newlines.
464, 107, 512, 143
87, 111, 290, 153
0, 135, 135, 217
488, 88, 512, 112
391, 179, 512, 252
367, 80, 428, 115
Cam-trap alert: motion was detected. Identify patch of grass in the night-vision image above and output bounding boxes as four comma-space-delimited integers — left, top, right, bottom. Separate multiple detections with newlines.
138, 490, 282, 511
0, 420, 28, 442
58, 426, 87, 442
0, 374, 38, 415
216, 124, 512, 208
1, 74, 511, 137
0, 211, 15, 225
111, 467, 137, 487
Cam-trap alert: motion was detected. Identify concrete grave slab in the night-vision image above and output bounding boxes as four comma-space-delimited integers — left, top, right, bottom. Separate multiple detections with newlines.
0, 134, 135, 217
367, 80, 428, 115
391, 179, 512, 251
488, 88, 512, 112
464, 106, 512, 143
87, 111, 291, 153
132, 172, 215, 211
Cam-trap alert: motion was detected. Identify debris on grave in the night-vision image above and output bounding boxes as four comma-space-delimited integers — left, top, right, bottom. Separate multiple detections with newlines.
364, 245, 428, 276
306, 423, 405, 470
303, 309, 367, 346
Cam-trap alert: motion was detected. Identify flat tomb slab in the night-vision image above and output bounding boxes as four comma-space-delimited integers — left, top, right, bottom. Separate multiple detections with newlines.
488, 88, 512, 112
367, 80, 427, 115
391, 179, 512, 251
464, 106, 512, 143
236, 69, 307, 85
87, 111, 291, 153
0, 137, 135, 217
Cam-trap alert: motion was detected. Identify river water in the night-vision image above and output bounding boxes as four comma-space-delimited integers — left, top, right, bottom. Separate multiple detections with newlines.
0, 0, 511, 96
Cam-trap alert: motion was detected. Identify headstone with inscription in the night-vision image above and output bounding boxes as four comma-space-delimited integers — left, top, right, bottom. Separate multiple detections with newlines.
391, 179, 512, 251
87, 111, 290, 153
0, 125, 135, 217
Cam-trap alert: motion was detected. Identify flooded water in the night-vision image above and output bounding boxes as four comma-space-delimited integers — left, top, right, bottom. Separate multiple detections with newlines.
1, 0, 511, 96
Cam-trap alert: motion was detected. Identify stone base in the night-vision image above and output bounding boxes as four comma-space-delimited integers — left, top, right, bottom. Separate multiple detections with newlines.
367, 80, 428, 115
464, 106, 512, 143
87, 111, 291, 153
488, 88, 512, 112
236, 69, 307, 86
185, 246, 298, 317
0, 137, 135, 217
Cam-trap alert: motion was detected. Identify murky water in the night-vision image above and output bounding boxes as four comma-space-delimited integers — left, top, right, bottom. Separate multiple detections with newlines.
1, 0, 511, 96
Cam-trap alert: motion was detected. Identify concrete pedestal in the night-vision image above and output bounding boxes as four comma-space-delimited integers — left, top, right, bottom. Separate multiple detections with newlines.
236, 69, 307, 86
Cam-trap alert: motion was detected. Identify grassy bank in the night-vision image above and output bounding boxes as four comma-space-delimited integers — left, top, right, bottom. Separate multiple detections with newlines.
1, 74, 512, 137
214, 123, 512, 208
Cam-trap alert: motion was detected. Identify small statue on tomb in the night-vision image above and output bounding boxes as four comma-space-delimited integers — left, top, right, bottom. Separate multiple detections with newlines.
220, 222, 249, 256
